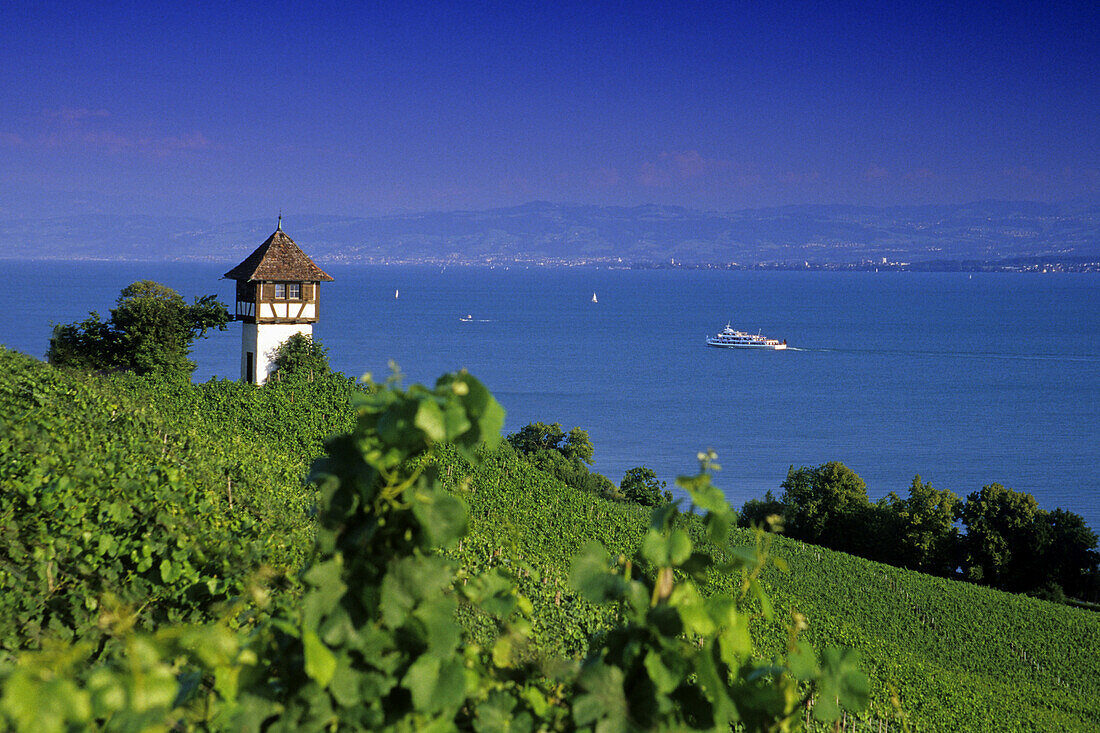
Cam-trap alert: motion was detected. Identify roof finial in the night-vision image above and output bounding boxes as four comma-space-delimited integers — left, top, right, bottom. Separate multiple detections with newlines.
277, 211, 282, 231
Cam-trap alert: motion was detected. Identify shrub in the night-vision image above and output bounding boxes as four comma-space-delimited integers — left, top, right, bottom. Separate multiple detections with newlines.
270, 333, 331, 382
619, 466, 672, 506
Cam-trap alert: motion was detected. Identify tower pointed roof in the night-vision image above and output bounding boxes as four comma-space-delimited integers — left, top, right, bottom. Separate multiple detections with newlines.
224, 227, 334, 282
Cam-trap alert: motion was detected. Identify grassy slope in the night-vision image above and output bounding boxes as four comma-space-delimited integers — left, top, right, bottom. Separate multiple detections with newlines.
2, 346, 1096, 731
0, 347, 351, 647
439, 445, 1100, 732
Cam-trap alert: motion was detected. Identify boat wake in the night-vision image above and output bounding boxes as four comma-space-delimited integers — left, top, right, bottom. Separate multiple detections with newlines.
799, 347, 1100, 363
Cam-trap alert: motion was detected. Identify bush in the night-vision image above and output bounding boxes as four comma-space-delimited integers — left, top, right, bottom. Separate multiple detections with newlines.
619, 466, 671, 506
508, 422, 619, 500
270, 333, 331, 381
738, 490, 784, 530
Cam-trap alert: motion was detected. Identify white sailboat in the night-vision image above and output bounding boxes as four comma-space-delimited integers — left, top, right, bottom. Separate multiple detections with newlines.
591, 292, 598, 304
394, 289, 399, 299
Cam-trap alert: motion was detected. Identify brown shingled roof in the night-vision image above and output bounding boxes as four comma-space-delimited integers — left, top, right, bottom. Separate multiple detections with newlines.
223, 228, 335, 282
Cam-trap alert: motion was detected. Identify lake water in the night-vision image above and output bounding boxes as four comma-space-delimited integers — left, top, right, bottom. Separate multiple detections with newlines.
6, 262, 1099, 530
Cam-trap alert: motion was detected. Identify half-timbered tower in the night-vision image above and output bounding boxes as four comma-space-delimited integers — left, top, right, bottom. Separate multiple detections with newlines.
223, 220, 334, 384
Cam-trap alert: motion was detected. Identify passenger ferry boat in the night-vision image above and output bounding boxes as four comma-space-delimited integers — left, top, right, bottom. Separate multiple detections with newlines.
706, 324, 788, 350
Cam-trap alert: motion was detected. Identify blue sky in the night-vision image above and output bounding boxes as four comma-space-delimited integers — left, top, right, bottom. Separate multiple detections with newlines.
1, 0, 1097, 218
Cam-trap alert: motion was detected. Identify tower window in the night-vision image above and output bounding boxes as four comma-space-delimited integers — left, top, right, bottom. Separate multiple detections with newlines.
287, 283, 301, 299
274, 283, 286, 299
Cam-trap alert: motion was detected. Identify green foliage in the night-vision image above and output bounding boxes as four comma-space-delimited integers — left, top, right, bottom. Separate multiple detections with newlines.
48, 280, 229, 378
778, 462, 873, 552
891, 476, 961, 576
2, 345, 1099, 731
270, 333, 331, 382
958, 484, 1100, 598
619, 466, 671, 507
507, 421, 566, 455
0, 348, 353, 654
0, 365, 528, 731
752, 463, 1099, 602
569, 454, 868, 730
44, 312, 116, 372
243, 369, 548, 730
0, 360, 869, 731
1043, 509, 1100, 600
508, 421, 594, 465
440, 442, 1100, 732
436, 441, 648, 659
957, 483, 1045, 589
760, 536, 1100, 731
780, 462, 868, 539
509, 422, 619, 501
738, 490, 785, 531
562, 427, 594, 465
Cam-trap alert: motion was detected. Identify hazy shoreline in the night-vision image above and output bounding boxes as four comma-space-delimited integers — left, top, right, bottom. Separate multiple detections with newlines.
2, 255, 1098, 272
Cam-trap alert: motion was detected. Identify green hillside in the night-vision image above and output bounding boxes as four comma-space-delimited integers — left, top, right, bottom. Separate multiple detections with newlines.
0, 346, 351, 651
1, 345, 1097, 731
436, 445, 1100, 731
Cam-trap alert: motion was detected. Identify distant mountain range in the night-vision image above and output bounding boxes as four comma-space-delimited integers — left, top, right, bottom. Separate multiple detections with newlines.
2, 201, 1098, 265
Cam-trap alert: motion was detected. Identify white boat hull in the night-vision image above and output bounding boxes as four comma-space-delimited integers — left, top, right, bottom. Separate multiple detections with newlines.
706, 324, 788, 349
706, 339, 787, 350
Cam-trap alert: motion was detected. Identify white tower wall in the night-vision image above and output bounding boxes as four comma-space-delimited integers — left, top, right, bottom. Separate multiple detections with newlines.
241, 322, 313, 385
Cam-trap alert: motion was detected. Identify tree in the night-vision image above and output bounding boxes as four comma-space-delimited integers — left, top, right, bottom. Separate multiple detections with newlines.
620, 466, 671, 506
507, 422, 594, 465
48, 280, 229, 378
270, 333, 330, 381
892, 476, 961, 575
507, 421, 616, 499
740, 463, 1096, 600
526, 446, 580, 484
780, 462, 871, 548
1042, 508, 1100, 601
585, 471, 622, 501
506, 421, 566, 455
957, 487, 1100, 599
562, 427, 594, 465
957, 483, 1047, 592
739, 490, 785, 531
45, 312, 118, 371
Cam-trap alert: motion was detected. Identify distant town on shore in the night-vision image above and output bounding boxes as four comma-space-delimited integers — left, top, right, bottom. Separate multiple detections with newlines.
309, 253, 1100, 273
3, 200, 1098, 271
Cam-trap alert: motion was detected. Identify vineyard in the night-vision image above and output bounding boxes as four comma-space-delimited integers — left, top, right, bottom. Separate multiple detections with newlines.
1, 344, 1097, 730
436, 444, 1100, 731
0, 347, 351, 652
